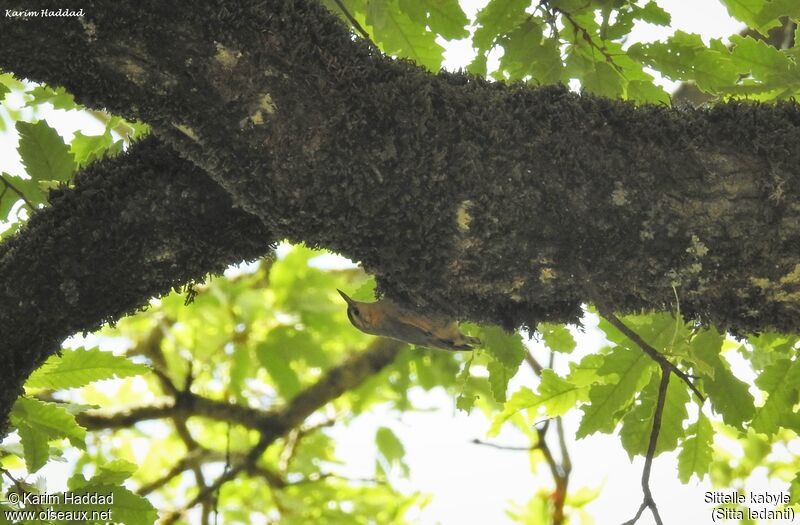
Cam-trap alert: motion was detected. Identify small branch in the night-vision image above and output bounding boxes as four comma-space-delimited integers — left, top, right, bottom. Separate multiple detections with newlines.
600, 311, 705, 402
155, 339, 402, 522
0, 466, 28, 497
535, 427, 561, 485
160, 434, 271, 525
551, 418, 571, 525
525, 351, 543, 376
138, 456, 193, 495
555, 417, 572, 479
583, 278, 704, 401
0, 174, 35, 210
332, 0, 374, 46
623, 364, 669, 525
278, 416, 337, 472
470, 438, 536, 452
541, 1, 623, 72
78, 403, 177, 429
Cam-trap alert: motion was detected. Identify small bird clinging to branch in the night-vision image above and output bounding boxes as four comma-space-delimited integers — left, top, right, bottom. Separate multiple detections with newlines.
337, 289, 480, 351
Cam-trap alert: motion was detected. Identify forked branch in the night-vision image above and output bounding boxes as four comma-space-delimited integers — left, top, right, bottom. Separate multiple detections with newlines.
623, 364, 670, 525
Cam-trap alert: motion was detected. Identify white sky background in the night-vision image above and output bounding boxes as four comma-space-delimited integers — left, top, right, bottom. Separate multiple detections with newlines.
1, 1, 793, 524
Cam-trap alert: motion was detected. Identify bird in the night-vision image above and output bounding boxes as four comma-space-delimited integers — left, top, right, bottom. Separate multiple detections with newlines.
337, 289, 480, 351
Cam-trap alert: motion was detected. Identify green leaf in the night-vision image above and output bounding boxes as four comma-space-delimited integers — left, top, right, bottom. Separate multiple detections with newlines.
481, 327, 525, 403
256, 344, 301, 399
16, 120, 76, 182
257, 339, 302, 399
678, 414, 713, 483
229, 343, 252, 401
633, 1, 672, 26
729, 35, 798, 81
536, 369, 588, 417
90, 460, 139, 485
540, 323, 576, 354
54, 485, 157, 525
26, 347, 150, 390
25, 85, 77, 111
751, 357, 800, 436
467, 53, 488, 77
1, 172, 48, 216
693, 329, 755, 428
0, 72, 24, 92
366, 0, 444, 71
490, 369, 587, 436
791, 471, 800, 506
487, 360, 512, 403
628, 32, 740, 92
473, 0, 530, 51
619, 372, 689, 458
489, 386, 537, 436
351, 277, 377, 301
626, 80, 671, 105
576, 346, 655, 438
565, 353, 605, 387
376, 426, 408, 477
481, 326, 525, 369
720, 0, 800, 35
456, 355, 478, 412
740, 332, 799, 371
572, 54, 625, 98
17, 423, 50, 473
10, 397, 86, 449
398, 0, 468, 40
70, 130, 122, 168
498, 19, 563, 83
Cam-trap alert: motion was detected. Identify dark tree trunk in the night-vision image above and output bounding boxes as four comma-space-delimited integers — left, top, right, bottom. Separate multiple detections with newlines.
1, 0, 799, 431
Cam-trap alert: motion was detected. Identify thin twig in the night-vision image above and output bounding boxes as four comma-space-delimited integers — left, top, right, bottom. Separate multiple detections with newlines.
0, 174, 35, 210
279, 417, 336, 472
552, 418, 571, 525
555, 417, 572, 478
160, 433, 271, 525
332, 0, 374, 45
470, 438, 537, 452
541, 0, 623, 73
623, 364, 669, 525
0, 467, 28, 497
583, 278, 704, 401
525, 351, 543, 376
600, 311, 705, 402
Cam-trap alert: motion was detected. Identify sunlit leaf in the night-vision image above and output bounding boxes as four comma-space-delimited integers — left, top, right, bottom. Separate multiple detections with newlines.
678, 414, 713, 482
26, 347, 150, 390
16, 120, 76, 182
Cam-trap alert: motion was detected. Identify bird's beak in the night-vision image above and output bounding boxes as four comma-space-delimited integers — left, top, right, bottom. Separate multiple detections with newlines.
337, 289, 354, 304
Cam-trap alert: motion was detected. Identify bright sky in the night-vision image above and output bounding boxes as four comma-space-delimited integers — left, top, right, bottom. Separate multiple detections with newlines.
1, 2, 787, 524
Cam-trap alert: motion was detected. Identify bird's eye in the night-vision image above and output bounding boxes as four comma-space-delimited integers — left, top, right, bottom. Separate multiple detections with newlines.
351, 307, 360, 317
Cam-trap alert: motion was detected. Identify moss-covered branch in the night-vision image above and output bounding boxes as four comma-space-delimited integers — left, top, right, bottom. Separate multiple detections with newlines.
0, 137, 272, 432
2, 0, 800, 430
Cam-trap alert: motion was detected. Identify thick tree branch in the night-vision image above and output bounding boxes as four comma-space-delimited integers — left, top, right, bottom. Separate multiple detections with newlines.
80, 339, 402, 434
1, 0, 799, 431
0, 136, 272, 433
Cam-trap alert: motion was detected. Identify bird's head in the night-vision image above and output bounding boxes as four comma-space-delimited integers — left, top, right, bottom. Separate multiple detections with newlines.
337, 289, 374, 333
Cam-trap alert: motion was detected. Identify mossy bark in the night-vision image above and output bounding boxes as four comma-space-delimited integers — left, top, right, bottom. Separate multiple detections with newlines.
1, 0, 799, 430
